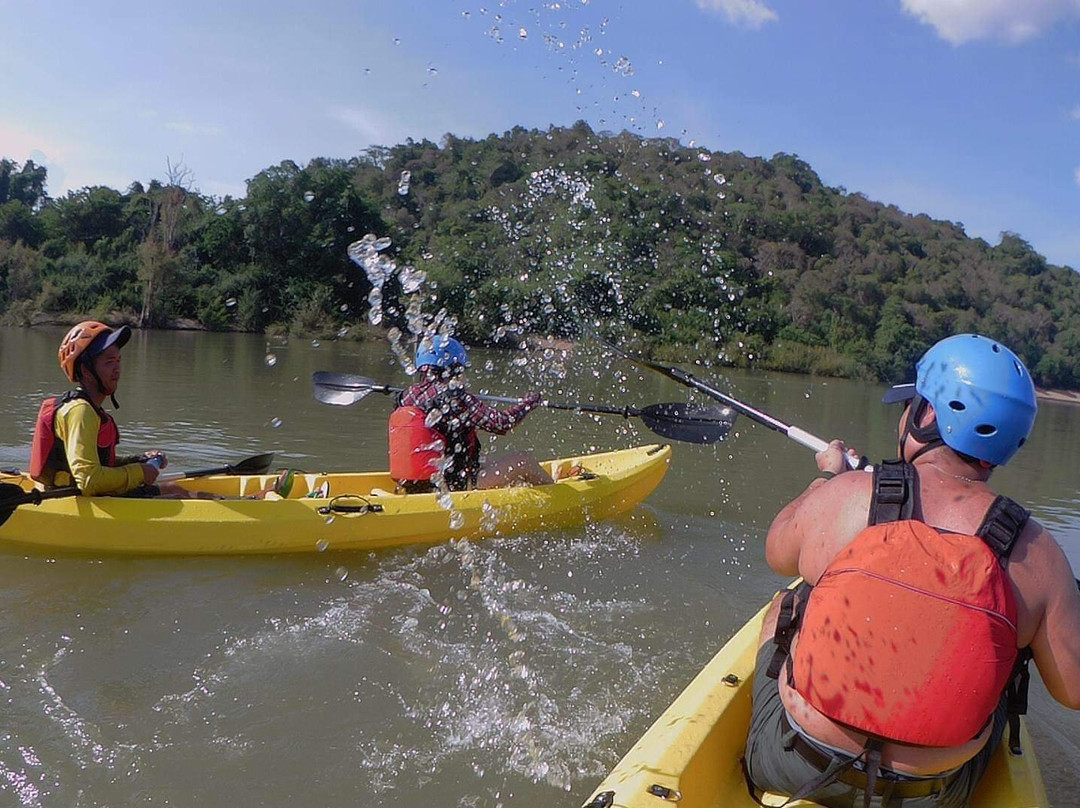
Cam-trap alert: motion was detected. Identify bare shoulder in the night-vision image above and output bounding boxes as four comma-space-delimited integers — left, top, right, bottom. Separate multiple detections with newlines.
792, 470, 873, 582
1011, 516, 1080, 707
1007, 516, 1077, 636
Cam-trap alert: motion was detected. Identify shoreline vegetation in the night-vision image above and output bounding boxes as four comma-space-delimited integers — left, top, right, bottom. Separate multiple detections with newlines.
3, 121, 1079, 390
10, 314, 1075, 407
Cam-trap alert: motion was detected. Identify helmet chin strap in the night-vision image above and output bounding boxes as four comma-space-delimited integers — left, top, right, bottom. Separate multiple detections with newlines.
900, 395, 944, 462
79, 358, 120, 409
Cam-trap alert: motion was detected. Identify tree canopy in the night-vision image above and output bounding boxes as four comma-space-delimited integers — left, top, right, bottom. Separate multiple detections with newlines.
2, 125, 1079, 388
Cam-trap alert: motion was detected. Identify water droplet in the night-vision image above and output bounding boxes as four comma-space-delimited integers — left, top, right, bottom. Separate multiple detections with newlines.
339, 303, 349, 313
269, 417, 283, 429
316, 539, 329, 552
518, 27, 528, 39
336, 327, 350, 339
224, 297, 238, 308
656, 120, 665, 130
449, 511, 466, 530
393, 37, 401, 45
264, 353, 277, 367
425, 409, 443, 427
335, 566, 349, 581
698, 152, 712, 162
215, 205, 228, 216
324, 515, 335, 526
373, 236, 392, 251
311, 339, 321, 348
427, 65, 438, 76
303, 191, 315, 203
437, 492, 453, 510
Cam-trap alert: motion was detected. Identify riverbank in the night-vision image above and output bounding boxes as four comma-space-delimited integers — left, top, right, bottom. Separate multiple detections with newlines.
1037, 388, 1080, 405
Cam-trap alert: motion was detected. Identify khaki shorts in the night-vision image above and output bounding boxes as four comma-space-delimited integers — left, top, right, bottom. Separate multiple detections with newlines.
744, 641, 1007, 808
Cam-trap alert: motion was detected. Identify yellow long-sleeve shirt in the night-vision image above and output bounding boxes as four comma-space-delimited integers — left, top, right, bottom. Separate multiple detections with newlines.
50, 398, 145, 495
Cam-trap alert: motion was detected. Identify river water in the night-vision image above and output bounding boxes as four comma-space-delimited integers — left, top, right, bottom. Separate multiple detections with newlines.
0, 326, 1077, 807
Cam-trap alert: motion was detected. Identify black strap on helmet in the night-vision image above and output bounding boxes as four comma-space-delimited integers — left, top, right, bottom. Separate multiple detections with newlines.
900, 394, 942, 462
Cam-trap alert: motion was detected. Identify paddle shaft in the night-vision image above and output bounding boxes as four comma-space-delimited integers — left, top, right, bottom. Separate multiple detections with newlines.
331, 379, 671, 420
599, 339, 866, 470
0, 452, 275, 526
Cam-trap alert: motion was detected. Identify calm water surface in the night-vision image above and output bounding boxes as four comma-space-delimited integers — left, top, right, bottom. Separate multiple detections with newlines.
0, 327, 1078, 806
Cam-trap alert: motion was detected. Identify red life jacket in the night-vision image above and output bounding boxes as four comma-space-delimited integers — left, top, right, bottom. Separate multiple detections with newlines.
388, 405, 445, 482
30, 390, 120, 485
788, 461, 1027, 747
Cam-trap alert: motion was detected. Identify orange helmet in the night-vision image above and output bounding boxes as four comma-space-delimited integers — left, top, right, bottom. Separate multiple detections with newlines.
58, 321, 132, 383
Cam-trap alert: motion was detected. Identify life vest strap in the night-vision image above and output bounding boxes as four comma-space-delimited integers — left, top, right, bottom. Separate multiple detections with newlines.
868, 459, 914, 525
766, 582, 811, 683
975, 496, 1030, 561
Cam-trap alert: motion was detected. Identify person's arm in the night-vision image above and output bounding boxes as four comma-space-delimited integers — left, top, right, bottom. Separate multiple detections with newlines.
457, 390, 540, 435
1025, 525, 1080, 709
765, 439, 865, 578
54, 402, 150, 496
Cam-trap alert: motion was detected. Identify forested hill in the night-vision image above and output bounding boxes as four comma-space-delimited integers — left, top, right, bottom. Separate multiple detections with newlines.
2, 121, 1079, 388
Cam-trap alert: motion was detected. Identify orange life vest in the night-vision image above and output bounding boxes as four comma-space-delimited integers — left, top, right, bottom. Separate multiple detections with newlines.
388, 406, 445, 482
30, 390, 119, 485
786, 461, 1027, 747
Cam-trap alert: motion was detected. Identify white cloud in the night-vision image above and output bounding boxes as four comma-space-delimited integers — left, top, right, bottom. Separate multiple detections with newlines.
164, 120, 223, 136
900, 0, 1080, 45
329, 105, 411, 146
694, 0, 778, 29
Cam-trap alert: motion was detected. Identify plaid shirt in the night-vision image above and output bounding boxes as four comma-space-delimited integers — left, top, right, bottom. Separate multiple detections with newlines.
398, 374, 537, 489
399, 377, 535, 436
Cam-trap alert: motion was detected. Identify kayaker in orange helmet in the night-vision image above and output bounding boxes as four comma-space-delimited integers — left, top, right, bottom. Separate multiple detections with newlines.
30, 321, 186, 497
389, 335, 555, 492
744, 334, 1080, 808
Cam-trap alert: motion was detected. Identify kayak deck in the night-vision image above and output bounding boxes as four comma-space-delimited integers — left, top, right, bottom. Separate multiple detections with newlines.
582, 588, 1048, 808
0, 444, 671, 555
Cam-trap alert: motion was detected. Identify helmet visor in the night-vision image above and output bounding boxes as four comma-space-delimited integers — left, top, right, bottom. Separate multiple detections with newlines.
882, 383, 917, 405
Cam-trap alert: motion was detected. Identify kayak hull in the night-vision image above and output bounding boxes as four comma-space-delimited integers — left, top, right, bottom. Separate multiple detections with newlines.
582, 586, 1049, 808
0, 444, 670, 555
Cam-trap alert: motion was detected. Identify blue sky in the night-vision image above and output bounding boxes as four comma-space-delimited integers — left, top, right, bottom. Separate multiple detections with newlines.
2, 0, 1080, 267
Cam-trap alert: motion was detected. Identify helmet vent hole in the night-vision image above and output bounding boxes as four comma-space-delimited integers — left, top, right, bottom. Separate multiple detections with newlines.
1018, 438, 1026, 448
948, 400, 966, 412
975, 424, 997, 436
991, 344, 1001, 353
1013, 360, 1023, 376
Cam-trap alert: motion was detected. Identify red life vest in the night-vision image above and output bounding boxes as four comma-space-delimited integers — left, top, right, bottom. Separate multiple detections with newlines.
789, 461, 1025, 747
30, 390, 120, 485
388, 405, 444, 482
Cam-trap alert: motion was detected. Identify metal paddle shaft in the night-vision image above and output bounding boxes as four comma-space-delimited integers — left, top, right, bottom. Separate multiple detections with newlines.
311, 371, 735, 444
595, 337, 868, 470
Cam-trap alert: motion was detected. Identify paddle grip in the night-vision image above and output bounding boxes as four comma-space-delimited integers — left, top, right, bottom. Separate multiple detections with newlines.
786, 427, 864, 471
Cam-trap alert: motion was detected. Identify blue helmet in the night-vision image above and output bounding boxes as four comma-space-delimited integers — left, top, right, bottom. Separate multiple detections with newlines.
883, 334, 1037, 466
415, 336, 469, 371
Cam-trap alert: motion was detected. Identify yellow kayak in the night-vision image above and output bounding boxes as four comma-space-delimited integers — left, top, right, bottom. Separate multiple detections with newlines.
0, 444, 670, 555
581, 588, 1049, 808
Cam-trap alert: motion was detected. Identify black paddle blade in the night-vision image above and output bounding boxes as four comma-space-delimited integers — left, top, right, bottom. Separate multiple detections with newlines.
0, 481, 40, 528
227, 453, 276, 475
638, 403, 736, 444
